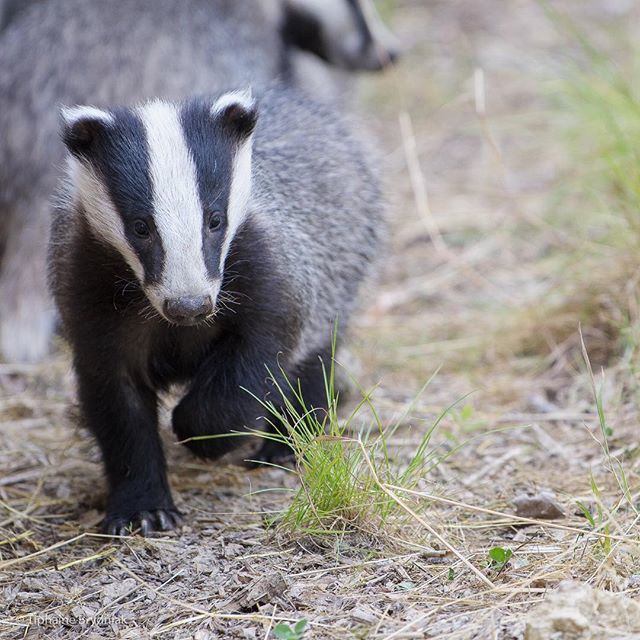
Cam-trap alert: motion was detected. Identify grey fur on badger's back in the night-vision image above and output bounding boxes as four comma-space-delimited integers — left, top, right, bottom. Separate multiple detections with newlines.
250, 89, 382, 358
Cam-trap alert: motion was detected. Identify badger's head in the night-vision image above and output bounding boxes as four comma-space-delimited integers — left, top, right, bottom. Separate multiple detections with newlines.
281, 0, 399, 71
61, 92, 257, 325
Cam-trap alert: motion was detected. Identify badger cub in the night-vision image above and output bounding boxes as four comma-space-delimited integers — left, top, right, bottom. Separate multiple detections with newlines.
50, 86, 383, 535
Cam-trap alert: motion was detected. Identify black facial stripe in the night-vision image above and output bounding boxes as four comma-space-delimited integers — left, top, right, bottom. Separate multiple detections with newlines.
180, 98, 235, 280
280, 5, 327, 61
281, 1, 373, 63
83, 109, 165, 285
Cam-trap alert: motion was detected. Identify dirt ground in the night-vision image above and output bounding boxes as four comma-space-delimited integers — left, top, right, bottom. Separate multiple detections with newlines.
3, 1, 640, 638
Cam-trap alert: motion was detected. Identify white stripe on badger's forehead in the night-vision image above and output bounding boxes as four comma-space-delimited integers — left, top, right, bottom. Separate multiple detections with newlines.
210, 92, 255, 270
67, 157, 145, 282
138, 100, 211, 299
221, 135, 253, 267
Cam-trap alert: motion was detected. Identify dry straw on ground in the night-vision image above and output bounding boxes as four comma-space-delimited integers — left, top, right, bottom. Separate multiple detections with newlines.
3, 1, 640, 638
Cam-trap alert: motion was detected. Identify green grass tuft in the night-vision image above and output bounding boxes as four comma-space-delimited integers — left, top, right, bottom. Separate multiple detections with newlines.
556, 41, 640, 241
248, 331, 458, 539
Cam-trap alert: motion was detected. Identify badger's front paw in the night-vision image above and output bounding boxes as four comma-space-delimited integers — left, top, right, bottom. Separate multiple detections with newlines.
102, 508, 183, 537
172, 396, 235, 459
104, 482, 181, 536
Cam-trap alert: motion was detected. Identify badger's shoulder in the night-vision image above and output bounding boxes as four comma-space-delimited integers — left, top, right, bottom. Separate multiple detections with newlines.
254, 83, 381, 197
247, 84, 386, 351
251, 84, 384, 259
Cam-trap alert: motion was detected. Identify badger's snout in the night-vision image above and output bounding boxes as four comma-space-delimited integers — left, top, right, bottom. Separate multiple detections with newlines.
163, 295, 213, 325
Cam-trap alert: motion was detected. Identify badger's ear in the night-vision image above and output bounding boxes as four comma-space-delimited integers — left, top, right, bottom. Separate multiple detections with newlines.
211, 90, 258, 141
60, 106, 114, 156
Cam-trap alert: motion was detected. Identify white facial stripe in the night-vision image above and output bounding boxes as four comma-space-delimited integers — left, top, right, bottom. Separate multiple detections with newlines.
221, 133, 253, 268
358, 0, 399, 58
210, 91, 255, 275
138, 101, 211, 301
61, 105, 114, 128
66, 157, 145, 281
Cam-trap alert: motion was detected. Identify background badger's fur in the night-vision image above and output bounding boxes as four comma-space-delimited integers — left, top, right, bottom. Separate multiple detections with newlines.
0, 0, 396, 363
50, 86, 384, 535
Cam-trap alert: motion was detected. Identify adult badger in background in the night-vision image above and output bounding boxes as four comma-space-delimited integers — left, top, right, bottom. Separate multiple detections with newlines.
0, 0, 398, 72
50, 86, 384, 535
0, 0, 397, 363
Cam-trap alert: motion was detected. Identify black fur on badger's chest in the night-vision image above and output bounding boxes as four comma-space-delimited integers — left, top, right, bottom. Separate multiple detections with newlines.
62, 214, 300, 392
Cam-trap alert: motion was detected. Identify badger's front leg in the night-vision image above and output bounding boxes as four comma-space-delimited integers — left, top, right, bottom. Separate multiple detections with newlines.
172, 331, 287, 460
76, 361, 180, 535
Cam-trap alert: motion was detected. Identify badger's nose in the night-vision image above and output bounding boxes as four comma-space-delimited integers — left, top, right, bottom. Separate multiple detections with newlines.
164, 295, 213, 324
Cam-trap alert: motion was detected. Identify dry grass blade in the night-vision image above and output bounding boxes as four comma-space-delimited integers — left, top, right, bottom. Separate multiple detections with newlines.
399, 110, 445, 252
0, 533, 87, 570
386, 486, 640, 546
356, 439, 494, 588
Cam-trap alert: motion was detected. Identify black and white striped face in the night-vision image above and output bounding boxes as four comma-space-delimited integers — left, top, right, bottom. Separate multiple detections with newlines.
61, 93, 257, 325
282, 0, 398, 71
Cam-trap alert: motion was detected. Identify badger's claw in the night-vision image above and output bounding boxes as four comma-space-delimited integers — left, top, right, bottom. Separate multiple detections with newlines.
102, 508, 183, 537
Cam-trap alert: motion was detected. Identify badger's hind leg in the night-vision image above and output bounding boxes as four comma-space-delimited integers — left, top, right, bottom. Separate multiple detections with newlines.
0, 200, 55, 363
252, 347, 333, 465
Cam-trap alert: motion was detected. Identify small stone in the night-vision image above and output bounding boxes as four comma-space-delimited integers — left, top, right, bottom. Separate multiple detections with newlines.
350, 605, 379, 624
525, 580, 640, 640
513, 491, 564, 519
101, 578, 137, 604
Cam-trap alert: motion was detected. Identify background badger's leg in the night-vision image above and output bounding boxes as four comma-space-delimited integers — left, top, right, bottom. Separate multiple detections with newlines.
75, 362, 179, 535
0, 201, 55, 363
172, 331, 291, 461
252, 346, 333, 464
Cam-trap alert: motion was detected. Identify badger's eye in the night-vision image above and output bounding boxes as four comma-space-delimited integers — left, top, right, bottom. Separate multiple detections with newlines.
208, 212, 223, 233
133, 219, 150, 239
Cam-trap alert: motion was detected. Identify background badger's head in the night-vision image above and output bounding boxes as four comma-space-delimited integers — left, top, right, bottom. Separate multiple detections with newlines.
281, 0, 399, 71
61, 92, 257, 326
